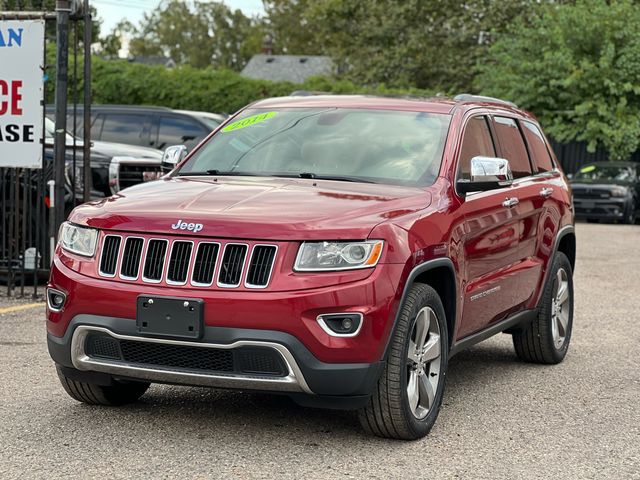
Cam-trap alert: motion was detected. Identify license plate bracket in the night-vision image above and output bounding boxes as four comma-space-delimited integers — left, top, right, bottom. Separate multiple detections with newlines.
136, 295, 203, 339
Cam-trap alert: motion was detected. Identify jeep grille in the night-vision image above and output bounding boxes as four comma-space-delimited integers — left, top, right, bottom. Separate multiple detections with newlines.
98, 234, 277, 288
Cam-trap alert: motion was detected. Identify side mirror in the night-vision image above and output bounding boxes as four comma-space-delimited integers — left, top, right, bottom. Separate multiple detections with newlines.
161, 145, 188, 173
457, 156, 513, 194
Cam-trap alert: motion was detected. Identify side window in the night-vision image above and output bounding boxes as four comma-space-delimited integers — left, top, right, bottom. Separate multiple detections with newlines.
522, 121, 554, 173
100, 114, 148, 146
90, 114, 104, 139
458, 116, 496, 180
158, 116, 207, 150
492, 116, 532, 179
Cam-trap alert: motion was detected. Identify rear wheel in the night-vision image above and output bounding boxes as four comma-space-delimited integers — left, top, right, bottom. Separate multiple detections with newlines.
512, 252, 573, 364
56, 366, 150, 406
358, 284, 449, 440
622, 199, 637, 224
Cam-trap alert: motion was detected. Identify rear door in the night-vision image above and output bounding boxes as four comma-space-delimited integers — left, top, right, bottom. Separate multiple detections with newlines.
98, 113, 152, 147
456, 115, 525, 338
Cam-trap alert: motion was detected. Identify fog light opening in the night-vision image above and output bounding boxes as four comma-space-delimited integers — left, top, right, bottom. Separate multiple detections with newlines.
317, 313, 363, 337
47, 288, 67, 312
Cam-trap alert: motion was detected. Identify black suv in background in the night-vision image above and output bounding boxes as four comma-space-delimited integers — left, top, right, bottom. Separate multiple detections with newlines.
46, 106, 227, 151
570, 162, 639, 224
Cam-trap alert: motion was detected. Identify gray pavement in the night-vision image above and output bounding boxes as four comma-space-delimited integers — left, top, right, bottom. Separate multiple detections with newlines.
0, 222, 638, 479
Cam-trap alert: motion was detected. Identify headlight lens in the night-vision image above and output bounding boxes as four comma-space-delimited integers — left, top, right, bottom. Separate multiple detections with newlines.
59, 222, 98, 257
610, 186, 629, 197
294, 240, 384, 271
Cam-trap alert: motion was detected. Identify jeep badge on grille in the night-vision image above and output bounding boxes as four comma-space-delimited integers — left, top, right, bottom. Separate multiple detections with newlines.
171, 220, 203, 233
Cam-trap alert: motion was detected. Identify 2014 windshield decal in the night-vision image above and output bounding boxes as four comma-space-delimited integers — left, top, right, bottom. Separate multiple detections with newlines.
222, 112, 277, 132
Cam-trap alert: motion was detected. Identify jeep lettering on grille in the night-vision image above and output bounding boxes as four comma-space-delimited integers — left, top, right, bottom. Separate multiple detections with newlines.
171, 220, 203, 233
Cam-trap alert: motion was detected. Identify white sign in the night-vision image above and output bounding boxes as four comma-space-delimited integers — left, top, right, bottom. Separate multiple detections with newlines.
0, 20, 44, 169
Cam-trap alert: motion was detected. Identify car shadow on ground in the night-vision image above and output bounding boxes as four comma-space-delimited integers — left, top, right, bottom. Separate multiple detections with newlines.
49, 339, 543, 443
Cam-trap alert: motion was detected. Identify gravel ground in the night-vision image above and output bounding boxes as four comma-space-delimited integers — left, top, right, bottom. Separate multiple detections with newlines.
0, 222, 638, 479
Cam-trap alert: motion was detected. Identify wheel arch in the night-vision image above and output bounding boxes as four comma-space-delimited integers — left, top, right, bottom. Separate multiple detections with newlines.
382, 258, 457, 361
556, 225, 576, 272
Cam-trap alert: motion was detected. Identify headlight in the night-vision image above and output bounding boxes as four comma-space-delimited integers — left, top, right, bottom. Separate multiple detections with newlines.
610, 186, 629, 197
59, 222, 98, 257
294, 240, 384, 271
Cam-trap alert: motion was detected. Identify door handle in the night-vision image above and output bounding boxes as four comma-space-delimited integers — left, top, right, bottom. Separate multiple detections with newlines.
502, 197, 519, 208
540, 187, 554, 198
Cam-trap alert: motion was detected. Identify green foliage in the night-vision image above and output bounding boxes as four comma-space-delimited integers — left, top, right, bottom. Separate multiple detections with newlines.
124, 0, 260, 71
477, 0, 640, 160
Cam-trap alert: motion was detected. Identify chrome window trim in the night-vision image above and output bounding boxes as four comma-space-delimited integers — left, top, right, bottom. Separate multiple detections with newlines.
244, 244, 278, 289
190, 241, 222, 287
98, 234, 123, 278
316, 313, 364, 338
118, 236, 145, 281
70, 325, 312, 394
165, 239, 195, 286
216, 242, 249, 288
141, 238, 169, 284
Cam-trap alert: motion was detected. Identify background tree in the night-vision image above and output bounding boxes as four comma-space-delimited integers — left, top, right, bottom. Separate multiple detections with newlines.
304, 0, 556, 92
477, 0, 640, 160
261, 0, 324, 54
127, 0, 259, 70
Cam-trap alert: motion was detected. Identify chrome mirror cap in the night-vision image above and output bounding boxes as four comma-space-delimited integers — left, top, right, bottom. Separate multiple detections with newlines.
457, 156, 514, 194
161, 145, 188, 173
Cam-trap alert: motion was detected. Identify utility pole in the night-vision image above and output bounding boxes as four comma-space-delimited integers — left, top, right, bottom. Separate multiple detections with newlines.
83, 0, 91, 202
54, 0, 71, 232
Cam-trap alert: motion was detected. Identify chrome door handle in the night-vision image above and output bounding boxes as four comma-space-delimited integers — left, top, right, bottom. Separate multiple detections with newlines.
502, 197, 519, 208
540, 187, 554, 198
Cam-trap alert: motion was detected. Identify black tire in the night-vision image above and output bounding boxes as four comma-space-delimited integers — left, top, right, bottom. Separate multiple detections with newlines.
622, 199, 637, 225
512, 252, 574, 364
56, 366, 150, 406
358, 283, 449, 440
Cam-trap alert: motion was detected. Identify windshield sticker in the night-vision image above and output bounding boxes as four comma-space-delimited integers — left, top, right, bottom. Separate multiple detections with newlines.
222, 112, 277, 132
580, 165, 596, 173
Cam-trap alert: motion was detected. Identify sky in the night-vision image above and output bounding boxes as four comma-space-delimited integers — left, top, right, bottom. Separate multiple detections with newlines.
93, 0, 265, 33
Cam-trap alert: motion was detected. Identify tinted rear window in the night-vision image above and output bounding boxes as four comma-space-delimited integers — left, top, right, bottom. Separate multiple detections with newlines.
522, 121, 554, 173
493, 116, 532, 179
100, 114, 148, 145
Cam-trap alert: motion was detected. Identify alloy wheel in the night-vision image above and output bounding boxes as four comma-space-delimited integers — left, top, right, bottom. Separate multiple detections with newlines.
551, 268, 570, 349
406, 307, 442, 419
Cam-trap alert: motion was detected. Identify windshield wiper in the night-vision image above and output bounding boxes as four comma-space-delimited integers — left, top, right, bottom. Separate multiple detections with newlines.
177, 170, 262, 177
295, 172, 375, 183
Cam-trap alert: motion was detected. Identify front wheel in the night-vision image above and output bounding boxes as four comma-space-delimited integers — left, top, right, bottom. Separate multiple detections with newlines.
622, 199, 637, 224
512, 252, 574, 364
358, 283, 449, 440
56, 366, 150, 406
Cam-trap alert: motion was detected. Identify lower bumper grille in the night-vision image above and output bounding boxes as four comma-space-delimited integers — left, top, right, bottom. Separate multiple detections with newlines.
85, 333, 288, 377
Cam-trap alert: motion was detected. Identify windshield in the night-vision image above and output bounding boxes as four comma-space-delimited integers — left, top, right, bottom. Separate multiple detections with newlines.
178, 108, 451, 186
574, 164, 637, 182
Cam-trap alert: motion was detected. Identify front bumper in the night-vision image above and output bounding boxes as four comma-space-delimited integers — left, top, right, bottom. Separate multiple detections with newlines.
48, 315, 383, 398
573, 197, 629, 220
47, 256, 404, 400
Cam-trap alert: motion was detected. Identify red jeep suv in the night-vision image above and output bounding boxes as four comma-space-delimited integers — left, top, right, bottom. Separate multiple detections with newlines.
46, 94, 576, 440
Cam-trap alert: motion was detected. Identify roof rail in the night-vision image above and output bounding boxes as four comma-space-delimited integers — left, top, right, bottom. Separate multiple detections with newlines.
453, 94, 518, 108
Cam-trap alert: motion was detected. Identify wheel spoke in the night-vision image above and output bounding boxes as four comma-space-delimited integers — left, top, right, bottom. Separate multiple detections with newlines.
407, 339, 420, 364
557, 309, 569, 336
418, 374, 435, 410
422, 334, 441, 362
556, 269, 563, 290
556, 283, 569, 305
407, 371, 419, 413
414, 309, 429, 349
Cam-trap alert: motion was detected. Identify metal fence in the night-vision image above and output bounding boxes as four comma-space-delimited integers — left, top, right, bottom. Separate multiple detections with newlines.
1, 1, 91, 298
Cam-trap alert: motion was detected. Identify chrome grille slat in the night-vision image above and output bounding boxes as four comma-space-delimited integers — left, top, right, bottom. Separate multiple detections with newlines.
218, 244, 248, 287
246, 245, 277, 288
192, 242, 219, 286
120, 237, 144, 279
167, 241, 193, 284
99, 235, 269, 289
143, 239, 168, 282
99, 236, 121, 277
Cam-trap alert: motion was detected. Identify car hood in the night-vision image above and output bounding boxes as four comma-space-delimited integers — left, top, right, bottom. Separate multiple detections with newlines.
70, 176, 431, 240
91, 141, 163, 160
